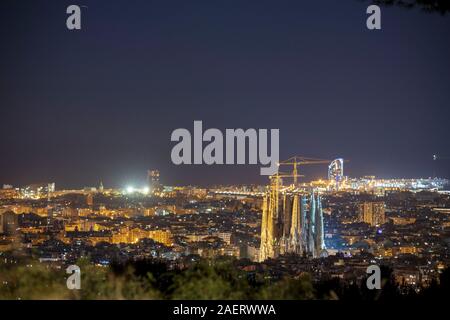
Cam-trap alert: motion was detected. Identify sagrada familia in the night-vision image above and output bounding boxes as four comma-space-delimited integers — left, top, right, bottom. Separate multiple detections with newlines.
259, 174, 326, 262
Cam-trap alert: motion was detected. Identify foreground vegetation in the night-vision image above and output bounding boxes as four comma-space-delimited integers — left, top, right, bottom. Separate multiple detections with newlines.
0, 257, 448, 300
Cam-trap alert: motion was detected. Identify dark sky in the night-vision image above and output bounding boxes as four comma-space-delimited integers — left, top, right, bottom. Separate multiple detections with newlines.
0, 0, 449, 189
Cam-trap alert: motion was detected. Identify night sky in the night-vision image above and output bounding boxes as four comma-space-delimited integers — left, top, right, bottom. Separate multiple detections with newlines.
1, 0, 449, 189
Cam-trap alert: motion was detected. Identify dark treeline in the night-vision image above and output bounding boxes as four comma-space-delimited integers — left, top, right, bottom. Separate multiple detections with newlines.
364, 0, 450, 14
1, 256, 447, 300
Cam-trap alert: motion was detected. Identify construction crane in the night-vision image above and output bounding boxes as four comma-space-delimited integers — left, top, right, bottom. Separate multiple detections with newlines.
269, 171, 305, 186
276, 156, 333, 185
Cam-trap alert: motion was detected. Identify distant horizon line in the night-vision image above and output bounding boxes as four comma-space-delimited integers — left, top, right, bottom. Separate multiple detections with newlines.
2, 176, 448, 191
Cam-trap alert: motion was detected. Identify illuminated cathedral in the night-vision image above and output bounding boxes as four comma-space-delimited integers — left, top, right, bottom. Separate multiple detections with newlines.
259, 174, 326, 261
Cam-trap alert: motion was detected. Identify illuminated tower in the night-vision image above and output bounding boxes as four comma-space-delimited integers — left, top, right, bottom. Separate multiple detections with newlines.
328, 158, 344, 190
259, 175, 282, 261
259, 194, 271, 261
288, 194, 302, 254
315, 193, 325, 254
300, 196, 308, 254
147, 170, 162, 194
308, 192, 316, 256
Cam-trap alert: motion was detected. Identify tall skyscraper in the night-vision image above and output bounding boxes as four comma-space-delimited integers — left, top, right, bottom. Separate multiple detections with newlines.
328, 158, 344, 190
148, 170, 162, 194
259, 175, 326, 261
358, 201, 386, 226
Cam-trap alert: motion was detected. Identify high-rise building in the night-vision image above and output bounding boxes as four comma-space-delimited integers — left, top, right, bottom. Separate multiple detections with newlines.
259, 175, 326, 262
358, 201, 386, 226
148, 170, 162, 194
0, 211, 18, 235
328, 158, 344, 190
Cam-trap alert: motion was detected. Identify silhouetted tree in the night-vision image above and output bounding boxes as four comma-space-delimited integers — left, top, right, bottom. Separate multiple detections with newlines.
363, 0, 450, 14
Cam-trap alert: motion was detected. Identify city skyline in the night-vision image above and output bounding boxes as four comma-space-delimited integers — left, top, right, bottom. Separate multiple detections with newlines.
1, 158, 449, 190
1, 154, 449, 300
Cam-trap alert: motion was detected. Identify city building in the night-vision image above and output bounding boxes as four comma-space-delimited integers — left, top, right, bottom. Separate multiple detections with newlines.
0, 185, 19, 199
20, 183, 55, 199
328, 158, 344, 190
148, 169, 162, 194
358, 201, 386, 226
86, 193, 94, 206
0, 211, 18, 235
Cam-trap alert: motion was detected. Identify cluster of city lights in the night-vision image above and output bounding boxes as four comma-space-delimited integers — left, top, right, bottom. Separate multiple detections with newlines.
123, 186, 150, 195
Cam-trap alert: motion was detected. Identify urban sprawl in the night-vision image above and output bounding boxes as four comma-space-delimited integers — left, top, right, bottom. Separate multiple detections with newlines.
1, 159, 449, 292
